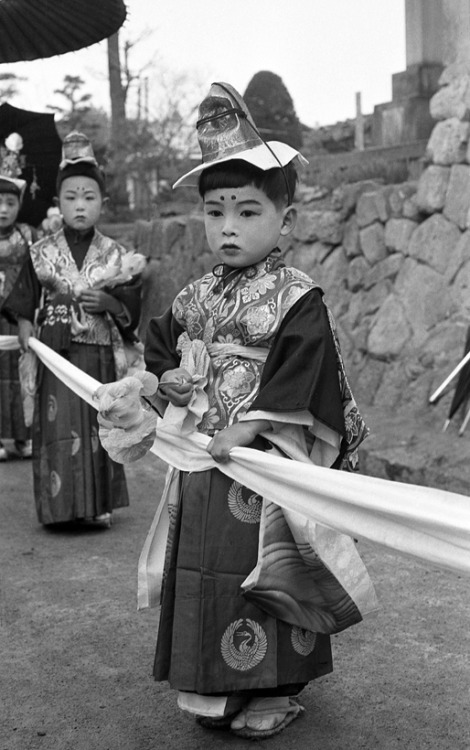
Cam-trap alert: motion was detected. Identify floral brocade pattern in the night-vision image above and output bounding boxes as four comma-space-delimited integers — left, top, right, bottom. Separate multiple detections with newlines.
30, 229, 135, 348
172, 253, 315, 432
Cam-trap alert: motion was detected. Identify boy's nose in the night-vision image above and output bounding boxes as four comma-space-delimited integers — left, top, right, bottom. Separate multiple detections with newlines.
222, 219, 237, 235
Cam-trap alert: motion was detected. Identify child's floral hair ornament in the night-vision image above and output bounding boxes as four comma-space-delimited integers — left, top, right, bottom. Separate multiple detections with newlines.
0, 132, 27, 198
173, 82, 308, 196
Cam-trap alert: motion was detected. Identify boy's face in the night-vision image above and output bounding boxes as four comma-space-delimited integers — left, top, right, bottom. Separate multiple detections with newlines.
59, 175, 103, 232
203, 184, 295, 268
0, 192, 20, 232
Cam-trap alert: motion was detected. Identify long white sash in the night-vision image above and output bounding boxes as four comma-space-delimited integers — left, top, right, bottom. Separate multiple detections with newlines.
2, 333, 470, 579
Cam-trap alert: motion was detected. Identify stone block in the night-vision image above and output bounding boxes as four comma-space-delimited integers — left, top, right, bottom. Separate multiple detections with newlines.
415, 165, 450, 213
395, 258, 451, 343
363, 280, 393, 315
293, 209, 343, 245
388, 183, 417, 217
291, 242, 331, 277
331, 180, 384, 219
347, 255, 370, 292
311, 246, 348, 295
406, 214, 461, 274
425, 118, 470, 165
343, 216, 361, 258
384, 218, 418, 253
443, 164, 470, 228
356, 191, 382, 227
446, 230, 470, 283
350, 357, 386, 406
363, 253, 403, 290
344, 290, 366, 326
402, 195, 423, 221
430, 76, 470, 121
290, 244, 318, 277
450, 258, 470, 315
359, 222, 387, 264
367, 295, 412, 359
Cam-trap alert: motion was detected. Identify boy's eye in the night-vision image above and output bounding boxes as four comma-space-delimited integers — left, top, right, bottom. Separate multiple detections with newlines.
241, 210, 257, 217
206, 209, 223, 217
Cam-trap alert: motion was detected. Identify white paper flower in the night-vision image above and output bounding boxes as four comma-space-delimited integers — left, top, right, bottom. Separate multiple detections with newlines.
4, 133, 23, 153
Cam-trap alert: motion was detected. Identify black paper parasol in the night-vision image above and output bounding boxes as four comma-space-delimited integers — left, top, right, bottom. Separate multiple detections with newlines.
447, 325, 470, 426
0, 0, 127, 63
0, 102, 62, 226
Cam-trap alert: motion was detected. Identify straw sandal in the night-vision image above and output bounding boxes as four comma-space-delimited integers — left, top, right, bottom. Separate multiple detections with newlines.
196, 712, 239, 730
196, 697, 247, 730
230, 697, 304, 740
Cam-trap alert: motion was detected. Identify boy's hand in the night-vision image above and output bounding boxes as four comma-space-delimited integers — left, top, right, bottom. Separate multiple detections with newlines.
80, 289, 121, 315
17, 317, 35, 351
158, 368, 194, 406
207, 420, 271, 463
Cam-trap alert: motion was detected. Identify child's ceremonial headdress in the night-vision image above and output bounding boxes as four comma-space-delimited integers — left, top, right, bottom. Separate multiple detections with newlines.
173, 82, 307, 191
56, 131, 106, 193
0, 132, 27, 198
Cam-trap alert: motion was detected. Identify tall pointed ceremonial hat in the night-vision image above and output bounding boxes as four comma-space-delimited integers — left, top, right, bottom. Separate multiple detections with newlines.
0, 131, 27, 197
57, 130, 105, 192
173, 81, 307, 188
59, 131, 99, 168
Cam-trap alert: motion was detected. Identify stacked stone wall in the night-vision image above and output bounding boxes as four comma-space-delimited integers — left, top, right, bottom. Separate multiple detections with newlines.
134, 65, 470, 417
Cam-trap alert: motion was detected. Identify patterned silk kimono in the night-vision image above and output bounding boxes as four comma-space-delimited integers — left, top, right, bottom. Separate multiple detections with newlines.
0, 223, 34, 442
145, 249, 369, 696
6, 228, 141, 524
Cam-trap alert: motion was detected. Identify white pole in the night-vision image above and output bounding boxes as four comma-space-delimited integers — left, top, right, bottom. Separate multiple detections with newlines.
429, 349, 470, 403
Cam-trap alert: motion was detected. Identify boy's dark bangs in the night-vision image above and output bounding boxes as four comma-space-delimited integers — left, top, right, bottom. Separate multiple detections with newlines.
199, 159, 297, 207
199, 160, 261, 195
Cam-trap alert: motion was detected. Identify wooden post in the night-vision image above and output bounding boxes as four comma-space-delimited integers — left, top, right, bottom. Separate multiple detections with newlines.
355, 91, 364, 151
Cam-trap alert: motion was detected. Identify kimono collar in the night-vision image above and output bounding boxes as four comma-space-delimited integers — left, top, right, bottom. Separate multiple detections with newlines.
212, 248, 284, 297
64, 224, 95, 246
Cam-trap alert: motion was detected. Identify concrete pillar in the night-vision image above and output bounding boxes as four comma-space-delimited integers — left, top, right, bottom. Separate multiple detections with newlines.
372, 0, 446, 146
405, 0, 445, 66
442, 0, 470, 66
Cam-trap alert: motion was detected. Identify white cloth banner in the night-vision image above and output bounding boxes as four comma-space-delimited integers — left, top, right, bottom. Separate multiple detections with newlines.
3, 334, 470, 577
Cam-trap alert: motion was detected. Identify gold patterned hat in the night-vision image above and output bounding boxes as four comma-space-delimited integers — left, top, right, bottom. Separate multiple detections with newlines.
173, 82, 307, 188
59, 131, 98, 168
57, 130, 105, 193
0, 132, 27, 196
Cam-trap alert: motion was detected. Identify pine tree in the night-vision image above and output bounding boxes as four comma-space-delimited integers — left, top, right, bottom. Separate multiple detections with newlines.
244, 71, 302, 149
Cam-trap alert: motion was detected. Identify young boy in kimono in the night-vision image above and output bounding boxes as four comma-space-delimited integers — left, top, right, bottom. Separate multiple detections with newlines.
6, 132, 142, 527
138, 83, 373, 739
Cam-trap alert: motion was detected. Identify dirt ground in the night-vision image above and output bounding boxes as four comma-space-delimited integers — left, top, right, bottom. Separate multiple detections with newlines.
2, 408, 470, 750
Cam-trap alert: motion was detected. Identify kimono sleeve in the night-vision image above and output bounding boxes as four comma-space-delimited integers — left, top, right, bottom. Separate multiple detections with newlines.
250, 287, 345, 437
1, 255, 40, 324
144, 306, 185, 378
108, 275, 142, 336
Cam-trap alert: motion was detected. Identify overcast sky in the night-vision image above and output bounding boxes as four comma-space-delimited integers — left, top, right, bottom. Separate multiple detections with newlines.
6, 0, 406, 127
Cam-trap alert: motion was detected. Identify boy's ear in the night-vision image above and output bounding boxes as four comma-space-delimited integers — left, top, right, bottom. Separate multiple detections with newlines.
280, 205, 297, 237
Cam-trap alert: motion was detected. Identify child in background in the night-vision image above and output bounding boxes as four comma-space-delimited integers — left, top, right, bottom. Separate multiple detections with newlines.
139, 84, 374, 739
0, 132, 36, 460
4, 131, 143, 527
